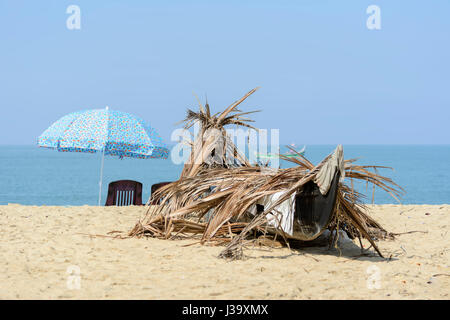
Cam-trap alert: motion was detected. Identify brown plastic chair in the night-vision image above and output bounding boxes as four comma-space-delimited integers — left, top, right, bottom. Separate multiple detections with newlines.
105, 180, 143, 206
150, 181, 172, 204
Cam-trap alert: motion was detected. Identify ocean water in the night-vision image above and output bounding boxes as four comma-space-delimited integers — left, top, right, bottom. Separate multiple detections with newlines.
0, 145, 448, 206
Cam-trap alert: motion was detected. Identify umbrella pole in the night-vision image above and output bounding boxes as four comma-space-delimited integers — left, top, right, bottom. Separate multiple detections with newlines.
98, 147, 105, 206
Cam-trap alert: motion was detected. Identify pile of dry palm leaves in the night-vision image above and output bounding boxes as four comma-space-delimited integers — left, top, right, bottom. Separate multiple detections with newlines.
128, 88, 404, 260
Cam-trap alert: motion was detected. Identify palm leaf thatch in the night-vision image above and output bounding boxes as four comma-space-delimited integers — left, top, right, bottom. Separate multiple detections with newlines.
179, 87, 260, 178
128, 89, 404, 260
129, 149, 403, 260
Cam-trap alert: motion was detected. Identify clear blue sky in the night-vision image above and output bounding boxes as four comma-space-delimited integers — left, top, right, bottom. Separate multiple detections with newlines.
1, 0, 449, 145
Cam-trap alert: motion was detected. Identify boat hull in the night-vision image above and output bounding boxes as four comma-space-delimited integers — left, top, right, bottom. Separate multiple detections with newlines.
292, 171, 340, 241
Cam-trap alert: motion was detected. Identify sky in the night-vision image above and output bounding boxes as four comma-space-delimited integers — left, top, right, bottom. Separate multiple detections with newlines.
0, 0, 449, 145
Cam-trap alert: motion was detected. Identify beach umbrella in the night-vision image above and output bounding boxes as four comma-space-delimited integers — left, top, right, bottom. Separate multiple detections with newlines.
37, 107, 169, 205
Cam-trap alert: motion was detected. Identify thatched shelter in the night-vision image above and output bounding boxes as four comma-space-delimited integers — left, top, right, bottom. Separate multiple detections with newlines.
128, 88, 404, 260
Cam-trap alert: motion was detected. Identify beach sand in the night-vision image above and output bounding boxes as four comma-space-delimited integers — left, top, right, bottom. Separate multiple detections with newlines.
0, 204, 448, 299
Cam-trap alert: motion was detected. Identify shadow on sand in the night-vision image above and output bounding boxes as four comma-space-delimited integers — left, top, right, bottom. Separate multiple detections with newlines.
244, 237, 397, 262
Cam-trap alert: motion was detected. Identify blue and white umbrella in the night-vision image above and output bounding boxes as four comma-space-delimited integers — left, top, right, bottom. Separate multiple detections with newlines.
38, 107, 169, 205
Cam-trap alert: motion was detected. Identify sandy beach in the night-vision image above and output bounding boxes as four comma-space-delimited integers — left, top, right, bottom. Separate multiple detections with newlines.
0, 204, 448, 300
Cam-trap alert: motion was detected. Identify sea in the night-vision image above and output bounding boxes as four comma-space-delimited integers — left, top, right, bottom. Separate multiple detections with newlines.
0, 145, 448, 206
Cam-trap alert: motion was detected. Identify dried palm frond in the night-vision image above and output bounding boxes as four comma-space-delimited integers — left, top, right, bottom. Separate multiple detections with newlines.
130, 145, 404, 260
179, 88, 260, 178
127, 89, 404, 261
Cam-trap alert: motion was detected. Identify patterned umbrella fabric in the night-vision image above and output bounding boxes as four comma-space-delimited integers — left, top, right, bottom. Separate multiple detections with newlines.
37, 107, 169, 205
38, 108, 169, 159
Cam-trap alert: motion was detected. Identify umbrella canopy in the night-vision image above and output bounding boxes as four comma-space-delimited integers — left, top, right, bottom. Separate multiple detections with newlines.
37, 107, 169, 205
38, 108, 169, 159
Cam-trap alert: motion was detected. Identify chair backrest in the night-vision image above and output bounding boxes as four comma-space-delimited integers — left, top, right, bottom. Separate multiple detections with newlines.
105, 180, 143, 206
150, 181, 172, 204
